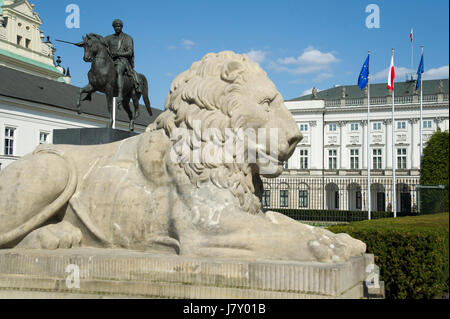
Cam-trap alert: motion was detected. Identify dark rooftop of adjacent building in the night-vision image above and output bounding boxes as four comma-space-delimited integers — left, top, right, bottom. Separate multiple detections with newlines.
288, 78, 449, 102
0, 66, 163, 126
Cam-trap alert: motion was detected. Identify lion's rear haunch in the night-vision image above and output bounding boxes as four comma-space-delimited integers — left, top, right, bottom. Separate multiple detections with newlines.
0, 51, 366, 263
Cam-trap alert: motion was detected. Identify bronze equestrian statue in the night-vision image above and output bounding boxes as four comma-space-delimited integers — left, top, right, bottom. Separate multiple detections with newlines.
105, 19, 141, 105
72, 19, 152, 132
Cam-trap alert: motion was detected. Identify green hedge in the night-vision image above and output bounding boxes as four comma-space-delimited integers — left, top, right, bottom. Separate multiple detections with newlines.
269, 208, 409, 223
329, 213, 449, 299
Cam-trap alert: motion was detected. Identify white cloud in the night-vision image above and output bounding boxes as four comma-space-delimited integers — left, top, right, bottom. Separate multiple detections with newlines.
245, 50, 267, 64
423, 65, 449, 80
167, 45, 177, 50
181, 39, 196, 50
268, 46, 339, 75
372, 66, 415, 81
279, 46, 339, 65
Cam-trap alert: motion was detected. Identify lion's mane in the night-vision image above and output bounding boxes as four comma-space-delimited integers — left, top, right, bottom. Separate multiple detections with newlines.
147, 51, 267, 215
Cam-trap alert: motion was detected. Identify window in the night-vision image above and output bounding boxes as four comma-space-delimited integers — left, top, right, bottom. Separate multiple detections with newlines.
280, 190, 289, 208
4, 127, 15, 156
372, 122, 382, 131
298, 190, 309, 208
328, 149, 337, 169
299, 149, 309, 169
299, 124, 309, 132
423, 120, 432, 129
397, 148, 407, 169
350, 149, 360, 169
39, 132, 49, 144
334, 191, 340, 209
350, 123, 359, 131
397, 121, 406, 130
329, 123, 337, 132
283, 161, 289, 170
17, 35, 22, 46
25, 39, 31, 48
262, 190, 271, 208
356, 191, 362, 210
373, 149, 382, 169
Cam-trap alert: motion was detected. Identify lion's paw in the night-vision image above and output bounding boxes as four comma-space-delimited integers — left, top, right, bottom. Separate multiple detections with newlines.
17, 221, 82, 250
308, 231, 366, 263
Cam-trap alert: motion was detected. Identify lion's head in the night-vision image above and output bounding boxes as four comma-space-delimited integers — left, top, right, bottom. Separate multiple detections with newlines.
148, 51, 302, 214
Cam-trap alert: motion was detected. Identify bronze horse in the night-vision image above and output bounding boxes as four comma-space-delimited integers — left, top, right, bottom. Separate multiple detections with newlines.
76, 33, 152, 131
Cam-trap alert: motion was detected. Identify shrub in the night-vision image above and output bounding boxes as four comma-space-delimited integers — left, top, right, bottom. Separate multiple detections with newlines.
420, 131, 449, 186
420, 131, 449, 213
328, 213, 449, 299
269, 208, 404, 223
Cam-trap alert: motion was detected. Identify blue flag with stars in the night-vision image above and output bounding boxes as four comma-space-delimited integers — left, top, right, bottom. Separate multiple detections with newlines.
358, 54, 370, 90
416, 53, 424, 91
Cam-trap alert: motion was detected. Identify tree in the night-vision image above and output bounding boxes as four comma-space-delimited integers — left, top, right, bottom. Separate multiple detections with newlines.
420, 131, 449, 213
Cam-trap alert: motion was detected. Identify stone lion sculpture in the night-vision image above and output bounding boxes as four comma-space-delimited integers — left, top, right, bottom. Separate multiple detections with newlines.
0, 51, 365, 263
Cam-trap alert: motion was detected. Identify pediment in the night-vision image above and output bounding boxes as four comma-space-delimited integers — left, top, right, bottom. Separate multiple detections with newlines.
4, 0, 42, 23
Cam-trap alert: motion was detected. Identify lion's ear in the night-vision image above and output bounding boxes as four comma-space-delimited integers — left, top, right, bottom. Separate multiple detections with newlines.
221, 61, 244, 83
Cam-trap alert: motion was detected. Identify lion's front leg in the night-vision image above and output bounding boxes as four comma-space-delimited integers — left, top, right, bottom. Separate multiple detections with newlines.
175, 197, 366, 263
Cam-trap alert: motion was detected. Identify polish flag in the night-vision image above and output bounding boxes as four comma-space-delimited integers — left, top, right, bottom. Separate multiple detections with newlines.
387, 55, 395, 91
410, 29, 413, 44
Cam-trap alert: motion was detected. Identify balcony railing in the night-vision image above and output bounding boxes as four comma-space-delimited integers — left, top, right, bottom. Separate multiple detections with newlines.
395, 96, 413, 104
324, 94, 445, 107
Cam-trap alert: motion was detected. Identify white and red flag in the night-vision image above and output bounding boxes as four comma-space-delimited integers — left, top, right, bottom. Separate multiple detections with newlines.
387, 55, 395, 91
410, 28, 413, 44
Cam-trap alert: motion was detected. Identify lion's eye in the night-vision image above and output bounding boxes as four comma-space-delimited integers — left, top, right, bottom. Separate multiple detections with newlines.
260, 99, 272, 112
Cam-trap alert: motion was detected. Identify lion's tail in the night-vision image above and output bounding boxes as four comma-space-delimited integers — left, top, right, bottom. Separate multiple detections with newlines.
0, 149, 78, 248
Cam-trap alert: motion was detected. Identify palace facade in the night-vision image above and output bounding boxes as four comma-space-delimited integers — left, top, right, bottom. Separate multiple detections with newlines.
263, 79, 449, 213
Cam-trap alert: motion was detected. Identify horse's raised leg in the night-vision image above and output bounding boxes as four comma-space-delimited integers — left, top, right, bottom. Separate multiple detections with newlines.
77, 84, 95, 114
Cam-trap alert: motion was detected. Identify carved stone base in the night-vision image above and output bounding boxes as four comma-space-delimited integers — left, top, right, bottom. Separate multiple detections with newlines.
0, 249, 383, 299
53, 128, 138, 146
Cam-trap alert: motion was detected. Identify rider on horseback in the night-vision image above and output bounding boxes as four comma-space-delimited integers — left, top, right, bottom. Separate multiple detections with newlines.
105, 19, 141, 107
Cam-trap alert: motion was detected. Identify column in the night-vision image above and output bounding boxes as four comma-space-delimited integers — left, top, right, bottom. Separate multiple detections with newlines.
384, 119, 392, 169
309, 120, 318, 169
338, 121, 347, 170
409, 118, 418, 169
361, 120, 368, 169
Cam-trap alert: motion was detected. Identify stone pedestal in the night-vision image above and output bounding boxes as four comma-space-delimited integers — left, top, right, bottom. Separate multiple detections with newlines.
0, 249, 382, 299
53, 128, 138, 146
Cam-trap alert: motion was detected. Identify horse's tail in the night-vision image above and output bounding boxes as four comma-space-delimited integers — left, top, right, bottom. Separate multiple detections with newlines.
139, 74, 152, 117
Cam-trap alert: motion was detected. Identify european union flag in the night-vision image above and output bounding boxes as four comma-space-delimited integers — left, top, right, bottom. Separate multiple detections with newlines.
416, 53, 424, 91
358, 54, 370, 90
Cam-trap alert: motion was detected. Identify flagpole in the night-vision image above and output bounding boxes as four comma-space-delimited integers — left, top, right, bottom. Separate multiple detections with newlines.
411, 29, 414, 77
419, 46, 424, 160
367, 51, 371, 220
392, 48, 397, 218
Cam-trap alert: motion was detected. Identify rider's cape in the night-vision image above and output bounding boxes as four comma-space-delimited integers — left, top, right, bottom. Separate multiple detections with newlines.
106, 32, 135, 69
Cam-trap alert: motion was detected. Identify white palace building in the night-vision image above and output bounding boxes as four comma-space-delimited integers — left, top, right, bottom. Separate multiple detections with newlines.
263, 79, 449, 214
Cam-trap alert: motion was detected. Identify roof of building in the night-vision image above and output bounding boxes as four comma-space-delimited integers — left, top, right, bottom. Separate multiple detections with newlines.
288, 79, 449, 102
0, 66, 162, 126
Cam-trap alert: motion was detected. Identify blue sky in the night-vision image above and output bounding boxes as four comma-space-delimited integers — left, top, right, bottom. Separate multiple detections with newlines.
33, 0, 449, 109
